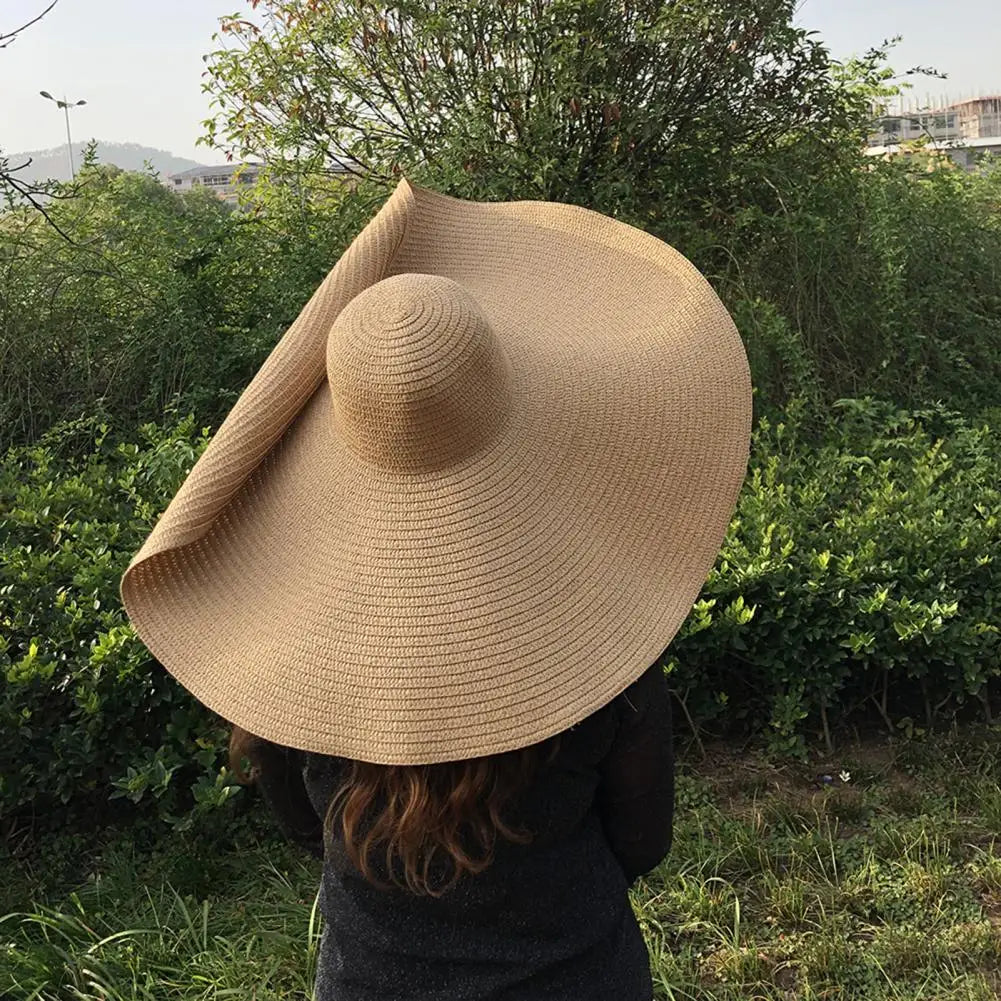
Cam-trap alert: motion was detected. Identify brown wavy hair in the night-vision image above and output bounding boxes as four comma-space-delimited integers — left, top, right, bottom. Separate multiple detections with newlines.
231, 728, 561, 897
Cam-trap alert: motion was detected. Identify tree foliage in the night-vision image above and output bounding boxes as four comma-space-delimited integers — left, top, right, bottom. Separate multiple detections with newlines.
1, 2, 68, 223
3, 401, 998, 833
199, 2, 1001, 415
202, 0, 878, 214
0, 156, 360, 449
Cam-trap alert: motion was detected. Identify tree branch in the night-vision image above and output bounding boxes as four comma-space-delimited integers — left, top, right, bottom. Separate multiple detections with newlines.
0, 0, 59, 49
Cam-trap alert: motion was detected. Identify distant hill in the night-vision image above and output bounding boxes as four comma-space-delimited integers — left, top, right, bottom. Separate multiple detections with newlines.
5, 141, 205, 184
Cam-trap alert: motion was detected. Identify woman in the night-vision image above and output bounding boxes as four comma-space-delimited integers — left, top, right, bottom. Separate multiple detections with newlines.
120, 179, 751, 999
230, 659, 673, 999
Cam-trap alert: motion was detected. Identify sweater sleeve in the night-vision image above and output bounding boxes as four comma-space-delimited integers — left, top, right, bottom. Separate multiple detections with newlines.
245, 738, 326, 860
595, 664, 674, 883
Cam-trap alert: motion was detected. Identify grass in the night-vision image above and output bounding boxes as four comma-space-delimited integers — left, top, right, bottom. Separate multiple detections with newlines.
3, 728, 1001, 1000
1, 825, 324, 1000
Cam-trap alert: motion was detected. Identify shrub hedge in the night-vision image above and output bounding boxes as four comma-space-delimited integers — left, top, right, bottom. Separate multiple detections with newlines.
0, 161, 364, 450
0, 415, 233, 833
4, 154, 1001, 452
2, 399, 998, 831
666, 397, 1000, 756
705, 156, 1001, 417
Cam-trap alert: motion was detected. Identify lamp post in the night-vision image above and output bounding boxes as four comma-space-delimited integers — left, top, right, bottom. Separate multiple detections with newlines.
40, 90, 86, 179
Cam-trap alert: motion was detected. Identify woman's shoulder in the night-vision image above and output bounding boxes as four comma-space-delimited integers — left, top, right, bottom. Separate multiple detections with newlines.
571, 664, 668, 730
616, 663, 671, 716
298, 665, 669, 780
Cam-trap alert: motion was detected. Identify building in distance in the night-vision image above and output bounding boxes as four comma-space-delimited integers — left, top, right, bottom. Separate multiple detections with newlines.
162, 160, 360, 202
867, 96, 1001, 171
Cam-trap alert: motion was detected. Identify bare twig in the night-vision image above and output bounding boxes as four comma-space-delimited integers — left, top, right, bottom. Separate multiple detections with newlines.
670, 687, 706, 759
3, 169, 78, 243
0, 0, 59, 49
1, 1, 77, 239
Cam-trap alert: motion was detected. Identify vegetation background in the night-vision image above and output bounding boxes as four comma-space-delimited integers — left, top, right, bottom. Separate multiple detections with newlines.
2, 1, 1000, 997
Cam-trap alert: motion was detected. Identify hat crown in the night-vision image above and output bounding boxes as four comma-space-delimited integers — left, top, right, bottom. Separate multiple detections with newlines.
326, 273, 511, 472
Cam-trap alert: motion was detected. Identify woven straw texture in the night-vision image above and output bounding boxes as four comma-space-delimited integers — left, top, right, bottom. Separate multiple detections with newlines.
120, 179, 752, 764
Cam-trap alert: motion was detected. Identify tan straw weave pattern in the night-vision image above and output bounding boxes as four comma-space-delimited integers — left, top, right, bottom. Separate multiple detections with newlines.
120, 179, 752, 764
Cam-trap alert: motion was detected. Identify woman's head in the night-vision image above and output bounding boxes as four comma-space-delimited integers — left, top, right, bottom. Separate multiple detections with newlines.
230, 727, 560, 897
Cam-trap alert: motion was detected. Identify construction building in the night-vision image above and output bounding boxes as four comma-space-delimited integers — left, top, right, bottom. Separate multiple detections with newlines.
867, 95, 1001, 171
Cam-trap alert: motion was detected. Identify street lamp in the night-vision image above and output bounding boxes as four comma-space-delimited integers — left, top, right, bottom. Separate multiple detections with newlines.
40, 90, 86, 179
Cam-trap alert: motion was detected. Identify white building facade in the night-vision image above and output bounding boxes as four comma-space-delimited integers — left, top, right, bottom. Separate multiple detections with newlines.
163, 163, 262, 202
868, 96, 1001, 171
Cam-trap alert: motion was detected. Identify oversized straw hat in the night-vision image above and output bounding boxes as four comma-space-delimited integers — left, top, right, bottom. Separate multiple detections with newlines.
120, 178, 752, 765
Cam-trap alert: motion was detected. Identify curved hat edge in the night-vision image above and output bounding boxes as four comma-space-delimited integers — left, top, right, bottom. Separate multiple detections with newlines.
120, 178, 418, 602
118, 178, 753, 763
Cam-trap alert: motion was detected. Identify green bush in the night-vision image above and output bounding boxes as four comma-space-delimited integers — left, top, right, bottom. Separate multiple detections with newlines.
202, 0, 875, 221
0, 415, 236, 833
2, 0, 998, 843
666, 397, 1001, 756
4, 149, 1000, 447
708, 156, 1001, 416
2, 400, 998, 831
197, 0, 1001, 419
0, 157, 358, 450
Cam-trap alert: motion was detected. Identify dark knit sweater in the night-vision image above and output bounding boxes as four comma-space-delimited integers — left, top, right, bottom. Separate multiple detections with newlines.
254, 665, 674, 1001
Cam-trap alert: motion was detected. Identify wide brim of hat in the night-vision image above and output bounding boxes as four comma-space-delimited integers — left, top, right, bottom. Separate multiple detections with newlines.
120, 179, 751, 764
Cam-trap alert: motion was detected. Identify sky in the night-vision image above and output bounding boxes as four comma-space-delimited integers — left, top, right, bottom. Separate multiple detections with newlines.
1, 0, 998, 165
